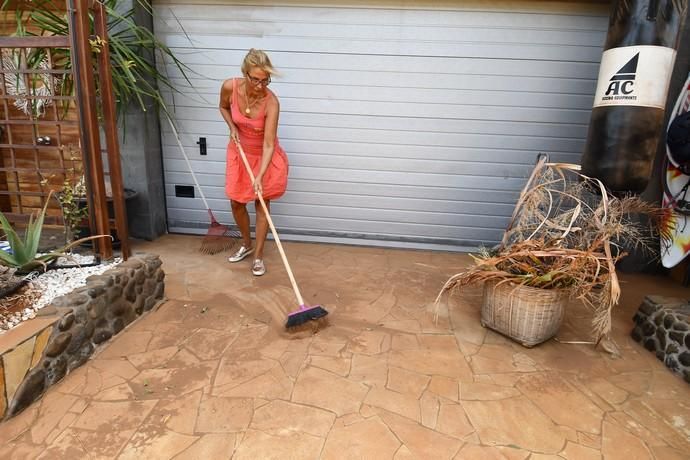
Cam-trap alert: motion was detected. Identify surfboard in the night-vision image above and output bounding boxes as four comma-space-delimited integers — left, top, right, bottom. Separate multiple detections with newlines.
660, 74, 690, 269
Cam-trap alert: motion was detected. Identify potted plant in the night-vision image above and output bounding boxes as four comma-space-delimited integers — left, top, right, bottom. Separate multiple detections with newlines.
436, 158, 668, 351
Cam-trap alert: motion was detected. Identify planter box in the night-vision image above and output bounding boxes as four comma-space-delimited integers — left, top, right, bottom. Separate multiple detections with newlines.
0, 253, 165, 421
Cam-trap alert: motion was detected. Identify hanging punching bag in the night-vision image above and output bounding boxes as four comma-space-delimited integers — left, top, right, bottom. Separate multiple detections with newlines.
581, 0, 687, 194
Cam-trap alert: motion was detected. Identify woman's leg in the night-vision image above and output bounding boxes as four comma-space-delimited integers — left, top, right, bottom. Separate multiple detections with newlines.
231, 200, 252, 248
254, 199, 270, 259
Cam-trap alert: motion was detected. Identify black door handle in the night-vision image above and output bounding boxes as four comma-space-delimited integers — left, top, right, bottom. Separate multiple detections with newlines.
197, 137, 207, 155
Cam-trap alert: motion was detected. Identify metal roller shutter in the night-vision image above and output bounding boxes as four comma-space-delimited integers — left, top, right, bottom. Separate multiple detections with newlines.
153, 0, 609, 250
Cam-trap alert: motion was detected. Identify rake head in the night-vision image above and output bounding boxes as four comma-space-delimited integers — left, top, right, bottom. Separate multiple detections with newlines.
199, 216, 240, 255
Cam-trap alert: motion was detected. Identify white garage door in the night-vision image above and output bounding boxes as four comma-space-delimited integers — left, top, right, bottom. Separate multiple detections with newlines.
153, 0, 609, 250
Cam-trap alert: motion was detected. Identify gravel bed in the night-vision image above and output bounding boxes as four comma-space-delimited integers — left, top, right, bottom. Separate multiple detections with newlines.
0, 255, 121, 332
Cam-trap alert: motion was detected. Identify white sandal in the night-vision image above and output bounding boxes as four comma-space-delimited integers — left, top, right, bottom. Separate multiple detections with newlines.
228, 245, 253, 263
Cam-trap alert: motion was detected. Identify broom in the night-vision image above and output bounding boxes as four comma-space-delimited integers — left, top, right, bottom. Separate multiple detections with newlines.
234, 139, 329, 329
167, 116, 239, 254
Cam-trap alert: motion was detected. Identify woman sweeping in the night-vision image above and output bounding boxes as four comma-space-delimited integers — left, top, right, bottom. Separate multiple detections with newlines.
219, 49, 289, 276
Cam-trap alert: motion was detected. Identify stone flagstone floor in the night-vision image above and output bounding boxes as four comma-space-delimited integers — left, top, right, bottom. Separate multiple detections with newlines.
0, 234, 689, 459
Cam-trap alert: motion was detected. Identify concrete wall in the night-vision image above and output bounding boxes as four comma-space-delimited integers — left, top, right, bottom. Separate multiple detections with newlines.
118, 0, 168, 240
119, 105, 167, 240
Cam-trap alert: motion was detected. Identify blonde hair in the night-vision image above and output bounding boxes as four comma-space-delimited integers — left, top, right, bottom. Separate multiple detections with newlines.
241, 48, 278, 76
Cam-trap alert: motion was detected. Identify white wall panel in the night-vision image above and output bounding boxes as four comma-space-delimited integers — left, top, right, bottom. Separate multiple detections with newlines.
153, 0, 608, 248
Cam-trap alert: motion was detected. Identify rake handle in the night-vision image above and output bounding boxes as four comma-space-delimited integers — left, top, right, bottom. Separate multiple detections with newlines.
166, 115, 212, 211
234, 140, 305, 306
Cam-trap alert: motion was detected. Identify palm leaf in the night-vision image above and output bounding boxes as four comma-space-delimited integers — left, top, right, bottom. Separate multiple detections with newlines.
2, 0, 193, 121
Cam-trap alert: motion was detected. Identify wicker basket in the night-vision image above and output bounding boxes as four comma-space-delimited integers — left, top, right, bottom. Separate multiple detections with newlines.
481, 280, 567, 347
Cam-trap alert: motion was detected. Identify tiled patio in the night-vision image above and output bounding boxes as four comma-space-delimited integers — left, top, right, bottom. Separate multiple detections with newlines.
0, 234, 689, 459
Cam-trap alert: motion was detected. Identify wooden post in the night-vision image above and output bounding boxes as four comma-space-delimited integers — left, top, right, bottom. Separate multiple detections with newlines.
94, 2, 131, 259
69, 0, 112, 258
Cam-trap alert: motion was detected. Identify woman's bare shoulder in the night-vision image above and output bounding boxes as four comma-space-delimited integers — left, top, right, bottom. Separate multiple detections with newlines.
221, 78, 237, 91
266, 90, 280, 109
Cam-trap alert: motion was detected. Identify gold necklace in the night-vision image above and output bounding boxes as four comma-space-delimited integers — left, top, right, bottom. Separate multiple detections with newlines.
244, 86, 263, 115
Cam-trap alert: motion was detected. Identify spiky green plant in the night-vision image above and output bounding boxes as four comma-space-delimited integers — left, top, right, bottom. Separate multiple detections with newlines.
0, 195, 109, 273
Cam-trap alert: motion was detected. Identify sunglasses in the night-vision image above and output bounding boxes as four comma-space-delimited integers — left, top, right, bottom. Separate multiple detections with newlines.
246, 74, 271, 86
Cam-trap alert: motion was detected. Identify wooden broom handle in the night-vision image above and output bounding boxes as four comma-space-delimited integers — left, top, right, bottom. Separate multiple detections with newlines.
234, 140, 305, 306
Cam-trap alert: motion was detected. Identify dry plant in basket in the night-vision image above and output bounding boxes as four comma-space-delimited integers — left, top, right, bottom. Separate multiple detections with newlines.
436, 158, 670, 349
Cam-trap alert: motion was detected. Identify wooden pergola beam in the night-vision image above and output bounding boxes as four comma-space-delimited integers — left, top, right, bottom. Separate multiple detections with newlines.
68, 0, 112, 259
94, 1, 130, 259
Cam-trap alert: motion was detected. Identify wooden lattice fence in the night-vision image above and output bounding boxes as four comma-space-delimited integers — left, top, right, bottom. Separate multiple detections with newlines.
0, 0, 130, 259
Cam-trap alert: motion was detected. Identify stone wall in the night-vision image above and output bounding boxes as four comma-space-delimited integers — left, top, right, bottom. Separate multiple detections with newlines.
631, 295, 690, 383
0, 253, 165, 420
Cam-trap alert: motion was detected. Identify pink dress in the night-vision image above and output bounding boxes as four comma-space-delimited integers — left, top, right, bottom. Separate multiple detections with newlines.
225, 78, 289, 203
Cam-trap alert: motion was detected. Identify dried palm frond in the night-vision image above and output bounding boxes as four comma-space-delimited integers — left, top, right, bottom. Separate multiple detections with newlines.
0, 283, 41, 313
438, 160, 670, 346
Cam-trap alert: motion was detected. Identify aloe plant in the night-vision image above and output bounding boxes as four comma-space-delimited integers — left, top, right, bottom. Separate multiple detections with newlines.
0, 196, 108, 273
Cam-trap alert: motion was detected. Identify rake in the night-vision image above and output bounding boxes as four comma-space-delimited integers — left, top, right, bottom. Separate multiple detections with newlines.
167, 116, 239, 254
